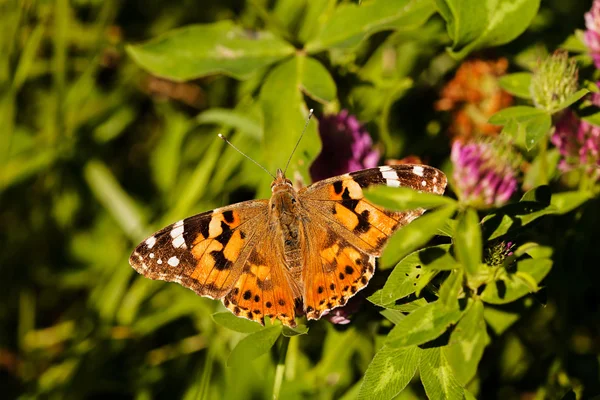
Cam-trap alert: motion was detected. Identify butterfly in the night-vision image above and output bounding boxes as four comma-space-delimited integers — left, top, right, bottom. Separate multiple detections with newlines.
129, 164, 447, 327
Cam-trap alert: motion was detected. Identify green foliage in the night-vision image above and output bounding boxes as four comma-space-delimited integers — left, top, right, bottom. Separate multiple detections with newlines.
2, 0, 599, 399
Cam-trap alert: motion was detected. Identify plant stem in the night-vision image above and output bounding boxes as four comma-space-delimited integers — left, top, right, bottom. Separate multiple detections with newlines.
539, 136, 549, 185
272, 335, 290, 400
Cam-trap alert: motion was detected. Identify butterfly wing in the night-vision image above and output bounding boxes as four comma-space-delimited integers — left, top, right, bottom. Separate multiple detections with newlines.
298, 165, 447, 319
222, 222, 299, 327
130, 200, 268, 300
129, 199, 299, 327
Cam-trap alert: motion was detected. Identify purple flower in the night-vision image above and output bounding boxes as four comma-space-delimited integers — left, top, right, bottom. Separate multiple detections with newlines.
451, 140, 518, 208
324, 294, 363, 325
552, 111, 600, 172
585, 0, 600, 69
485, 241, 515, 266
310, 110, 380, 182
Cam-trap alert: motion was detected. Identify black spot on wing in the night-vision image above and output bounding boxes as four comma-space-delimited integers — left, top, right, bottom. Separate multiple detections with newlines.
333, 180, 344, 194
349, 168, 385, 188
211, 250, 233, 270
353, 210, 371, 233
223, 210, 235, 223
341, 188, 359, 210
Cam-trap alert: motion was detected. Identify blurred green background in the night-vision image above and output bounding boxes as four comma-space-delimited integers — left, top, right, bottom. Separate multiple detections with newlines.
1, 0, 600, 399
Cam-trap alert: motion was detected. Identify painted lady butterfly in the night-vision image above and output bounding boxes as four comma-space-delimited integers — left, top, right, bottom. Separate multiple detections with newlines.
130, 162, 447, 327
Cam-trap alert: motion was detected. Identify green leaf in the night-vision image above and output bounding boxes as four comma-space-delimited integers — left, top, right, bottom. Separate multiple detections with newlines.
553, 89, 589, 113
299, 56, 337, 103
196, 108, 262, 140
126, 21, 295, 81
454, 209, 482, 278
420, 348, 464, 400
444, 299, 490, 385
560, 30, 589, 53
282, 324, 309, 337
227, 324, 282, 367
365, 186, 456, 212
481, 258, 553, 304
386, 301, 464, 348
520, 185, 551, 205
438, 270, 464, 310
438, 0, 540, 59
483, 305, 521, 335
498, 72, 533, 99
84, 161, 146, 241
305, 0, 436, 52
482, 201, 558, 240
372, 245, 455, 306
260, 57, 320, 192
523, 150, 560, 193
524, 112, 552, 150
380, 205, 457, 267
357, 346, 421, 400
212, 312, 263, 334
550, 191, 593, 215
488, 106, 547, 125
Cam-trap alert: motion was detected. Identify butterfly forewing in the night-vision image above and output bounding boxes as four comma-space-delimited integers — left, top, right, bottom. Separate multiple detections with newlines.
129, 200, 267, 299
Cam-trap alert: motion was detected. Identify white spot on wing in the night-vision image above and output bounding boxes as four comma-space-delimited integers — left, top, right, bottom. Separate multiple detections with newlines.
386, 179, 400, 187
421, 180, 427, 187
172, 236, 186, 249
379, 166, 393, 172
149, 253, 154, 259
170, 224, 184, 238
413, 166, 424, 177
157, 259, 163, 264
145, 236, 156, 249
168, 256, 180, 267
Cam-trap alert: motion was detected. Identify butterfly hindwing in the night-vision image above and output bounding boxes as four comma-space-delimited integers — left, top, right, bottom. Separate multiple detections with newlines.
223, 225, 298, 327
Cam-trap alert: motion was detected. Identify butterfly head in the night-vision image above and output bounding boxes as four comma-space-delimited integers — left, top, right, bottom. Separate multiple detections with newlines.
271, 168, 293, 192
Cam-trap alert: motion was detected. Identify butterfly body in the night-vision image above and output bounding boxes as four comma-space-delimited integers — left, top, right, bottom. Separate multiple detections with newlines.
130, 165, 447, 327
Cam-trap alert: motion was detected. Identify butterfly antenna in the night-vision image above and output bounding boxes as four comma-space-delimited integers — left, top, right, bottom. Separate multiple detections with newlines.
283, 108, 314, 175
218, 133, 275, 179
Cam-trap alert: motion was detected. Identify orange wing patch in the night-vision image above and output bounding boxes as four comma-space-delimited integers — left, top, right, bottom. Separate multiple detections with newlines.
223, 233, 298, 327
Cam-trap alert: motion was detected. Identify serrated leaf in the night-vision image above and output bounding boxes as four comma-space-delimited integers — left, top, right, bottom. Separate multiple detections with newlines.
299, 56, 337, 103
498, 72, 533, 99
357, 346, 421, 400
380, 205, 457, 267
212, 312, 263, 334
126, 21, 295, 81
386, 301, 464, 348
420, 348, 464, 400
444, 299, 490, 385
454, 209, 482, 278
372, 245, 453, 306
481, 258, 552, 304
365, 186, 456, 212
439, 0, 540, 60
305, 0, 436, 52
227, 325, 282, 367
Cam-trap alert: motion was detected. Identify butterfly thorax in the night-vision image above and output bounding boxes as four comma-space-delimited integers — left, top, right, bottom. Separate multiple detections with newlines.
270, 169, 305, 284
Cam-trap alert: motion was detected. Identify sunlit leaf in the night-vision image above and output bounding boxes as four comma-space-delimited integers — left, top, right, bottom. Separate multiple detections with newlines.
299, 56, 337, 103
481, 258, 552, 304
454, 208, 482, 277
227, 325, 282, 367
358, 346, 421, 400
365, 186, 456, 212
212, 312, 263, 334
380, 205, 457, 267
386, 301, 464, 348
420, 347, 464, 400
127, 21, 295, 81
444, 299, 490, 385
498, 72, 533, 99
305, 0, 436, 52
